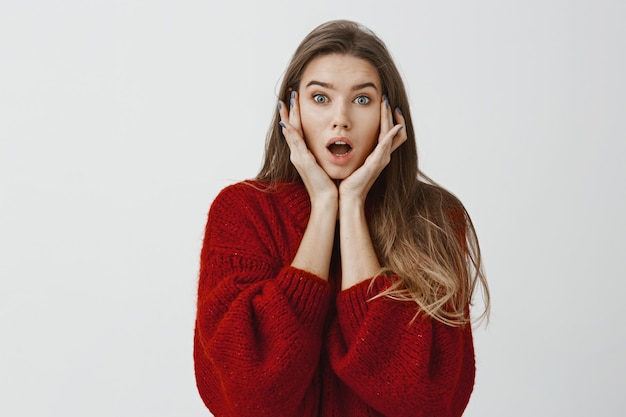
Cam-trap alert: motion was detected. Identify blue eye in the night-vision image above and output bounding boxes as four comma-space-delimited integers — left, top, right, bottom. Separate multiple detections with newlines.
313, 94, 328, 104
354, 95, 370, 105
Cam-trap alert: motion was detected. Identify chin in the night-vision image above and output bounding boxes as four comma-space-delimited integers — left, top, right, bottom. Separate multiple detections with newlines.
329, 174, 349, 181
325, 168, 353, 180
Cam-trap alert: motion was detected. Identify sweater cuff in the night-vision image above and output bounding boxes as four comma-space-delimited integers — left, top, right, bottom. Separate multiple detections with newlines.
336, 276, 394, 339
275, 266, 332, 327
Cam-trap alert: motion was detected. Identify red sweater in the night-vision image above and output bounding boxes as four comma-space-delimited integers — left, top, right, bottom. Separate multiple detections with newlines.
194, 181, 475, 417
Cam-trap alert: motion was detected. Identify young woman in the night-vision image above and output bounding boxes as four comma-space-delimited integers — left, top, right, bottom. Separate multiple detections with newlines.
194, 20, 489, 417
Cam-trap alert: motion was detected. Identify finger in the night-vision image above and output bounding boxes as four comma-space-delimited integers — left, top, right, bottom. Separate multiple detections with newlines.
390, 124, 407, 153
278, 92, 303, 138
379, 95, 391, 137
365, 125, 401, 168
278, 91, 296, 119
278, 102, 309, 161
383, 107, 405, 151
393, 106, 406, 126
278, 99, 297, 136
288, 90, 302, 131
374, 123, 405, 156
384, 95, 394, 127
378, 112, 402, 150
278, 102, 298, 149
278, 99, 289, 127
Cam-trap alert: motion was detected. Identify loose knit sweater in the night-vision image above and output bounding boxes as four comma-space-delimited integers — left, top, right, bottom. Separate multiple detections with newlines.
194, 180, 475, 417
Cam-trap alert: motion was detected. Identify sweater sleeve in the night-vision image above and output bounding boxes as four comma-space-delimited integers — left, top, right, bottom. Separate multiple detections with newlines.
193, 184, 333, 417
327, 277, 475, 417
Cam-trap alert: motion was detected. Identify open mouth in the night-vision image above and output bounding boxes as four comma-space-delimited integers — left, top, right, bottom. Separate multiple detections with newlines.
327, 141, 352, 156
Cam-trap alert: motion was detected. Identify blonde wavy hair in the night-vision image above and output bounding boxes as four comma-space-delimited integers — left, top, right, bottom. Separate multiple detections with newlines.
257, 20, 489, 326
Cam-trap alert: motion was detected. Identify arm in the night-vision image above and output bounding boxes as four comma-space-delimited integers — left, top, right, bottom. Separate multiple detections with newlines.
197, 91, 340, 415
338, 97, 406, 289
279, 91, 339, 280
327, 278, 475, 417
193, 185, 332, 417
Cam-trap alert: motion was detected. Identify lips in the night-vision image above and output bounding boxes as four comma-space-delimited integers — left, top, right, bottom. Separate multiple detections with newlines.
326, 137, 353, 156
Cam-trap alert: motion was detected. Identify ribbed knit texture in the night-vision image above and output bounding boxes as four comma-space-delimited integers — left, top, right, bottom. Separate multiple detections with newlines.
194, 181, 475, 417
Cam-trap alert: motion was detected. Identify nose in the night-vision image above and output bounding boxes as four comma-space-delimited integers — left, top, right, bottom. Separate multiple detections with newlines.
331, 102, 350, 130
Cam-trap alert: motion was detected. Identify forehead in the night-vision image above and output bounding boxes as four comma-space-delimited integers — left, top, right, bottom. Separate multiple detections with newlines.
301, 53, 380, 87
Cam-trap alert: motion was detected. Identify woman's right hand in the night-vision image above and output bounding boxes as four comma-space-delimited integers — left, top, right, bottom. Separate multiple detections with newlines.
279, 91, 338, 280
278, 91, 338, 207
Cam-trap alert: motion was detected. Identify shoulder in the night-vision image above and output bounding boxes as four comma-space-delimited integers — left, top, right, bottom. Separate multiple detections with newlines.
213, 180, 305, 205
212, 180, 260, 205
209, 180, 310, 223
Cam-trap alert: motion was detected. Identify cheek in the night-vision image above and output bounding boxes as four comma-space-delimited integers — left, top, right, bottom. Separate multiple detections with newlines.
299, 112, 313, 145
363, 111, 381, 141
298, 103, 311, 136
299, 104, 323, 142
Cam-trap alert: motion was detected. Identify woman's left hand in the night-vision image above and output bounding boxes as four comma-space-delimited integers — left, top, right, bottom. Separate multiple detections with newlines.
338, 96, 407, 203
337, 96, 407, 289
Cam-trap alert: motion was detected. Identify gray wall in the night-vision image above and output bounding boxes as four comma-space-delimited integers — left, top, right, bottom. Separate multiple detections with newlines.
1, 0, 625, 415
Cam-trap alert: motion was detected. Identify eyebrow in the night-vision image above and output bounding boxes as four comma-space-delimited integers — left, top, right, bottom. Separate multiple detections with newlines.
305, 80, 378, 91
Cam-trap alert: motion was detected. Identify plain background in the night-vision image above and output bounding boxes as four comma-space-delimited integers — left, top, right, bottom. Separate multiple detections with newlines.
1, 0, 625, 416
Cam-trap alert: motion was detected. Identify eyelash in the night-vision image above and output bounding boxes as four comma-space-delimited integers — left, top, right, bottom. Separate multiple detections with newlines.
312, 94, 371, 105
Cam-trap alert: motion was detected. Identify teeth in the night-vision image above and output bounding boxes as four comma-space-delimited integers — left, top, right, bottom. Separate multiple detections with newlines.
328, 141, 351, 156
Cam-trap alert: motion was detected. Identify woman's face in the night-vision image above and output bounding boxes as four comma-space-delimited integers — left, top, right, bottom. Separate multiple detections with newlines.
298, 53, 382, 180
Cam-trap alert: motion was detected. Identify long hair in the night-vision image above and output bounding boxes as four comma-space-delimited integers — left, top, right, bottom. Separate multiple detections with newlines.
257, 20, 489, 326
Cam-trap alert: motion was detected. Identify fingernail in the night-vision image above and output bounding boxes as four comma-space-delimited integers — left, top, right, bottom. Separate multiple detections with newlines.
291, 91, 296, 99
396, 107, 402, 116
384, 94, 389, 108
398, 126, 404, 132
290, 98, 294, 108
277, 101, 282, 110
279, 121, 286, 128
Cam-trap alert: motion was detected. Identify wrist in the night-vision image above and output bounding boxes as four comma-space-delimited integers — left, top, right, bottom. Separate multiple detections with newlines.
310, 191, 339, 212
338, 183, 368, 207
338, 195, 365, 216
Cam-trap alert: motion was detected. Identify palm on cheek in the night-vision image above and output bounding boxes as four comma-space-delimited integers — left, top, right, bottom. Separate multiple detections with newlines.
278, 92, 338, 201
339, 97, 407, 201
